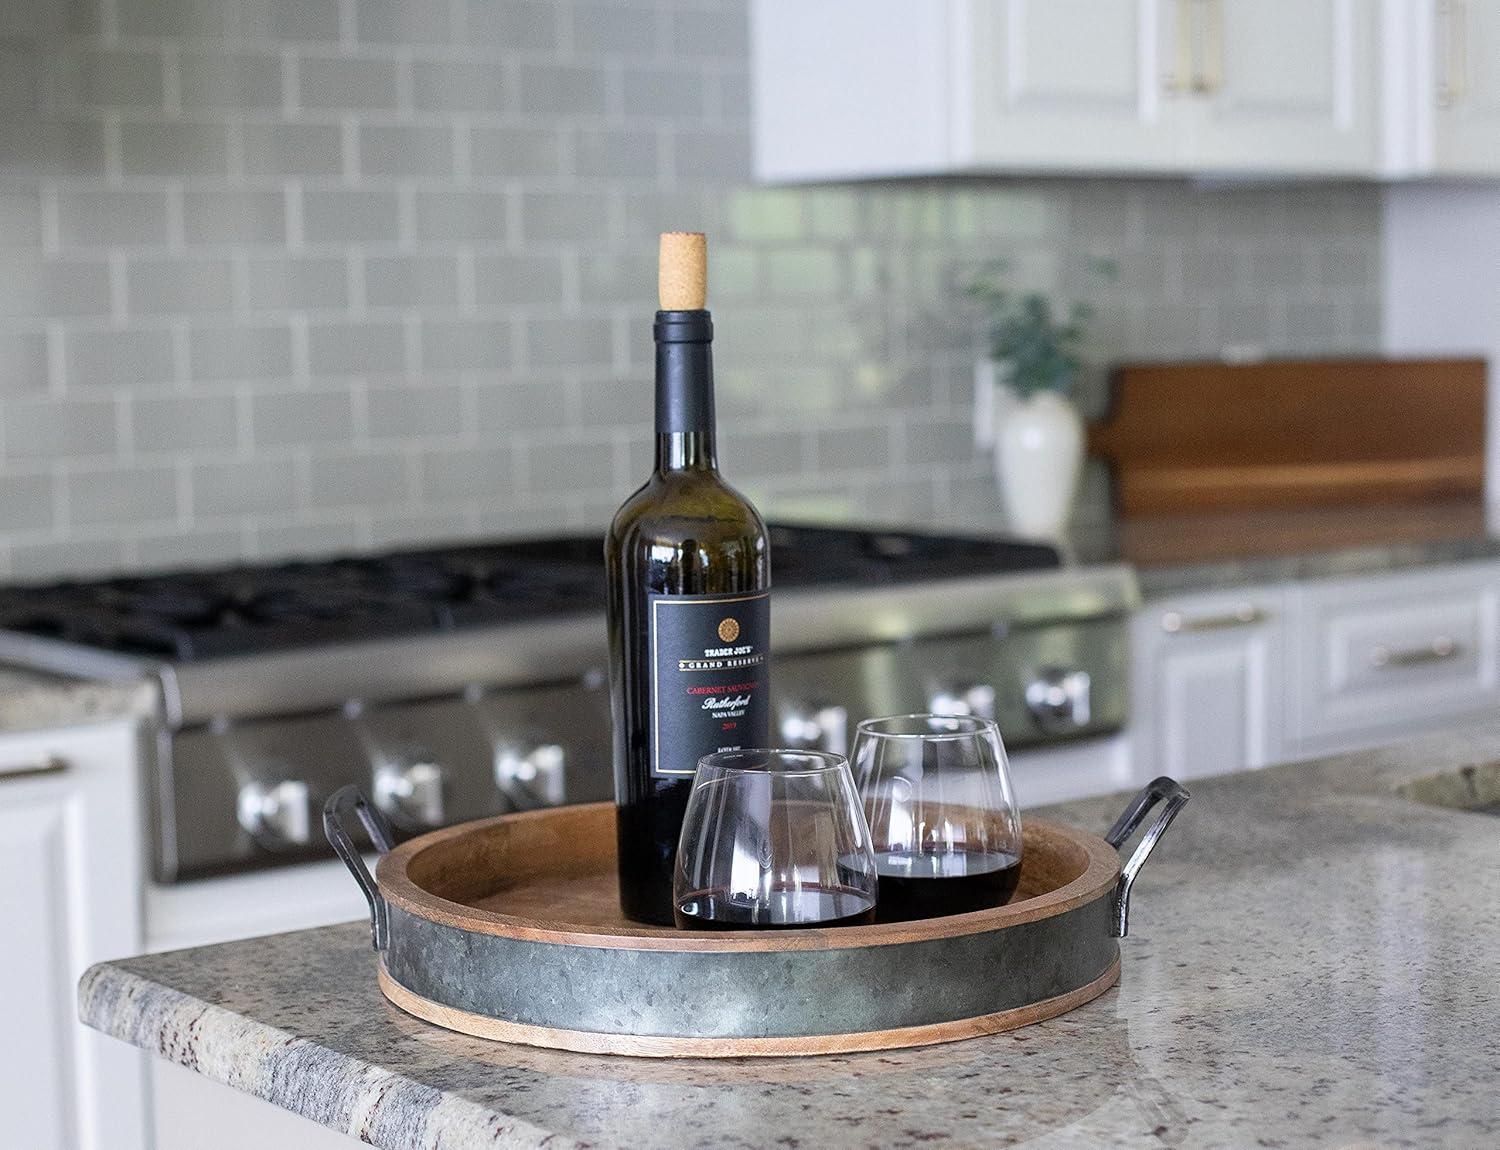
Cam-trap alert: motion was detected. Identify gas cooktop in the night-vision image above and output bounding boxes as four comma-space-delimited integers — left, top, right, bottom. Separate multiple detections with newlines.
0, 526, 1059, 662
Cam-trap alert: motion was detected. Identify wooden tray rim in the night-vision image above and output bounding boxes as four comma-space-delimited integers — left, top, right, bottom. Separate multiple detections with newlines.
374, 802, 1122, 953
376, 954, 1122, 1058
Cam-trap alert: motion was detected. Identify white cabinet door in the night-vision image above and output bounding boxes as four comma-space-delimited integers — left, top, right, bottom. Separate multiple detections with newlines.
962, 0, 1181, 171
0, 721, 148, 1150
751, 0, 1390, 179
1132, 590, 1286, 781
1181, 0, 1377, 172
750, 0, 952, 180
1288, 564, 1500, 751
1433, 0, 1500, 172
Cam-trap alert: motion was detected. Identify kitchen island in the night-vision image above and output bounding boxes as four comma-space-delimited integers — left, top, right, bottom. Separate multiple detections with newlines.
80, 723, 1500, 1149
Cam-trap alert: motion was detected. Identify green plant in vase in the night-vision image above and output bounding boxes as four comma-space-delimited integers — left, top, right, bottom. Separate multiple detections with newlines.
966, 258, 1115, 539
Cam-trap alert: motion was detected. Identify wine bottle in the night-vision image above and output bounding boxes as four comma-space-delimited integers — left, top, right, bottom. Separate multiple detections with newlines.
606, 232, 772, 926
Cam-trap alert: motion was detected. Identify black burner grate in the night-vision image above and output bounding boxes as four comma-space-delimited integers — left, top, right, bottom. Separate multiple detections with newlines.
0, 526, 1059, 660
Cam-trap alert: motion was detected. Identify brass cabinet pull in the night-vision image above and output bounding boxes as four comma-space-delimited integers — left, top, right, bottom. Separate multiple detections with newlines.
1453, 0, 1469, 104
1164, 0, 1195, 92
1438, 0, 1467, 107
1369, 636, 1461, 669
1190, 0, 1224, 94
1437, 0, 1453, 106
1161, 603, 1267, 634
0, 754, 67, 780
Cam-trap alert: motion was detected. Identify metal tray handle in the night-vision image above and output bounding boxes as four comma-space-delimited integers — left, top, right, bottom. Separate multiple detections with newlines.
1104, 776, 1190, 938
324, 785, 396, 951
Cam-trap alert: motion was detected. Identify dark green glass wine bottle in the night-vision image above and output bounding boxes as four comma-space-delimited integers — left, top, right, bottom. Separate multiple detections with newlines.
605, 233, 771, 925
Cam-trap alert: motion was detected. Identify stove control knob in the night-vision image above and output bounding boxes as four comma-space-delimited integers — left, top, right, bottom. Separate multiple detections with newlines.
496, 744, 566, 809
373, 761, 446, 828
237, 780, 313, 848
780, 704, 848, 755
1024, 668, 1092, 732
929, 682, 997, 720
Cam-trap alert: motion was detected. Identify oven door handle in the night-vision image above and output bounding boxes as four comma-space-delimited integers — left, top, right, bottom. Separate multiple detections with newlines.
324, 785, 396, 952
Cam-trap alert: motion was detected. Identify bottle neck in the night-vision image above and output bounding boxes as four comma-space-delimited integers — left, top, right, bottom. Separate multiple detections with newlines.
656, 429, 717, 472
653, 309, 717, 474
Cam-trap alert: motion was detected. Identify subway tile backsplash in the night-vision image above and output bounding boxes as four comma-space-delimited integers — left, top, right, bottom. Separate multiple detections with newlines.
0, 0, 1382, 581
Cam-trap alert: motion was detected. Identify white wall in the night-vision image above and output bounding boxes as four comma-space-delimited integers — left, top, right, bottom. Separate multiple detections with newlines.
1382, 184, 1500, 500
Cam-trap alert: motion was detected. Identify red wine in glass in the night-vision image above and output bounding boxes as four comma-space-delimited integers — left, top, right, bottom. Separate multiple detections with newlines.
675, 884, 876, 930
872, 849, 1021, 922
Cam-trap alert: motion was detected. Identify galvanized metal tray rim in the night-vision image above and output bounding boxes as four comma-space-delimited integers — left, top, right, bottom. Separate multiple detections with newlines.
373, 801, 1122, 953
373, 954, 1124, 1058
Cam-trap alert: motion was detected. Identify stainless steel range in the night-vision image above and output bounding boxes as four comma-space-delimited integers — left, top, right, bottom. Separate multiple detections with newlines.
0, 525, 1137, 881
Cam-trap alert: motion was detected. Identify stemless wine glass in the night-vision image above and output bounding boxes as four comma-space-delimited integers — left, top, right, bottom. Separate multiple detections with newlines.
852, 714, 1024, 922
673, 749, 879, 930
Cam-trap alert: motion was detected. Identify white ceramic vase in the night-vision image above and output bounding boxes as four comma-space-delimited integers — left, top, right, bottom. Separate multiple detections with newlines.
996, 391, 1083, 540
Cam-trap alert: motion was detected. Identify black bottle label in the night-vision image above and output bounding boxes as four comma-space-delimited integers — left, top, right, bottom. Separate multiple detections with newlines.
647, 589, 770, 778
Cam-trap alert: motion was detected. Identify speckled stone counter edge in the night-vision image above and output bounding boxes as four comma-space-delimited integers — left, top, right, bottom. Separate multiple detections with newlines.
1059, 526, 1500, 600
77, 962, 569, 1150
0, 665, 156, 734
1134, 535, 1500, 598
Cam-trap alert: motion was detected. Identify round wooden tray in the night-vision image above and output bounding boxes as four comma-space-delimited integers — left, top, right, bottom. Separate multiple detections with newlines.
326, 779, 1188, 1058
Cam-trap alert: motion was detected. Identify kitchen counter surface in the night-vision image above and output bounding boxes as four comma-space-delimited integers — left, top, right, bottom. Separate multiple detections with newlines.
1069, 499, 1500, 597
79, 722, 1500, 1149
0, 663, 156, 733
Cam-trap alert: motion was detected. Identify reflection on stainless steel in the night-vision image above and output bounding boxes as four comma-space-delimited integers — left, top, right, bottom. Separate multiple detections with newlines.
1025, 668, 1093, 732
929, 681, 997, 720
495, 744, 567, 809
0, 526, 1137, 881
235, 779, 312, 849
779, 702, 849, 754
373, 761, 446, 830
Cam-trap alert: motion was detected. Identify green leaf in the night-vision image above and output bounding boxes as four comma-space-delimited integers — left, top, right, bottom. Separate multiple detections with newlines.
963, 257, 1117, 397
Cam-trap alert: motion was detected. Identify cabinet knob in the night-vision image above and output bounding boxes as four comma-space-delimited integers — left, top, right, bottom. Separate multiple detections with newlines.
237, 779, 313, 848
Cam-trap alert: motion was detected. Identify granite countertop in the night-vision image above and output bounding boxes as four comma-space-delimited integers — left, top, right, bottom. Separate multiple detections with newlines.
0, 664, 156, 733
80, 722, 1500, 1149
1067, 499, 1500, 597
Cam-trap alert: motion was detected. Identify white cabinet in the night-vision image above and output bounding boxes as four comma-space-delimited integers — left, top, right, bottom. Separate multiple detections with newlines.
752, 1, 1500, 180
1131, 589, 1287, 780
749, 0, 952, 180
1288, 564, 1500, 751
1133, 560, 1500, 783
1431, 0, 1500, 172
1182, 0, 1377, 173
751, 0, 1379, 180
963, 0, 1178, 171
0, 720, 148, 1150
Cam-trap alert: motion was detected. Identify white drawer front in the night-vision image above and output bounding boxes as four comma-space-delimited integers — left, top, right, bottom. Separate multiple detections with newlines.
1293, 569, 1500, 741
1131, 588, 1288, 781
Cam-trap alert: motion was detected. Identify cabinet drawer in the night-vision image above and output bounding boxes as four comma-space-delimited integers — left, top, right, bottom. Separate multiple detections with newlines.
1292, 569, 1500, 741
